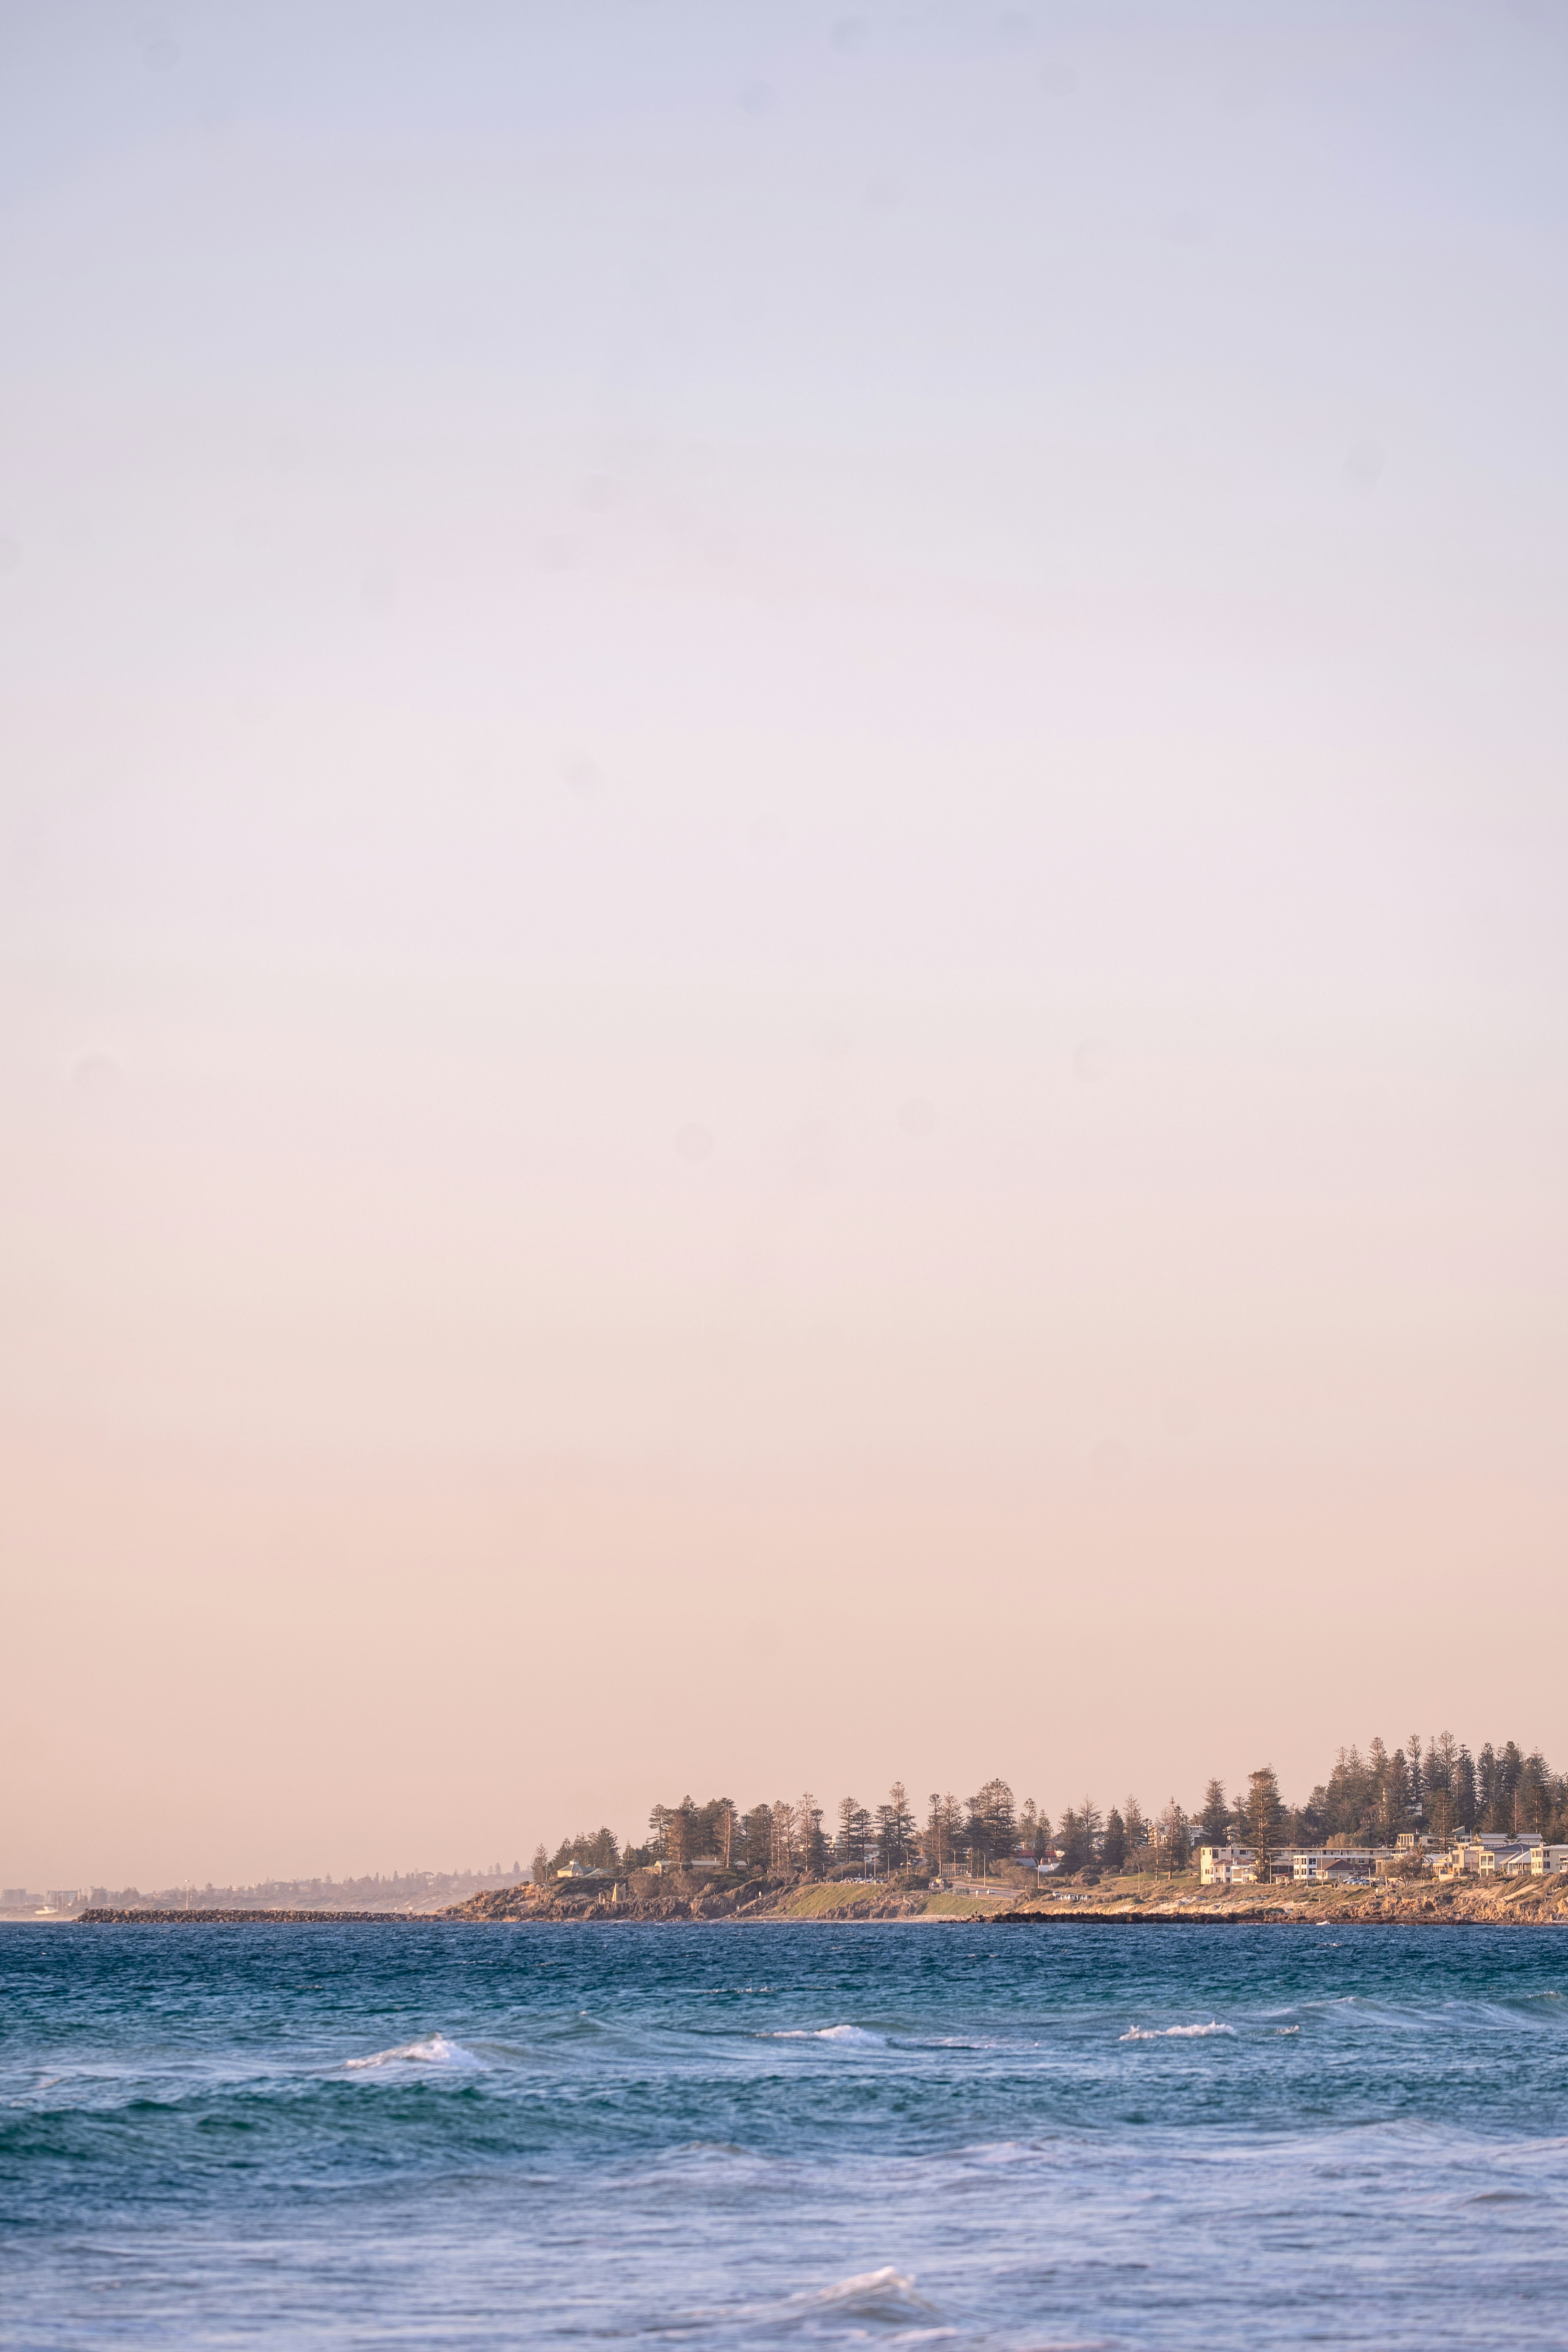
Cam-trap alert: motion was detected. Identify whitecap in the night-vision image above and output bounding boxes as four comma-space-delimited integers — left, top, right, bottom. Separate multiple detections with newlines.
766, 2023, 888, 2045
344, 2033, 481, 2071
791, 2266, 936, 2322
1119, 2020, 1235, 2041
703, 2265, 947, 2339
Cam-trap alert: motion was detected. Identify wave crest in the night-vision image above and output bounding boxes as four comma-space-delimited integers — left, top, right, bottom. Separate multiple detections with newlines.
767, 2024, 888, 2046
792, 2266, 935, 2321
1120, 2020, 1235, 2041
344, 2033, 480, 2071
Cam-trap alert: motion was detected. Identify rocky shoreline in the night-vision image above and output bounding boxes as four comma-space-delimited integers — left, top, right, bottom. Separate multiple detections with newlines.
444, 1875, 1568, 1928
447, 1876, 939, 1925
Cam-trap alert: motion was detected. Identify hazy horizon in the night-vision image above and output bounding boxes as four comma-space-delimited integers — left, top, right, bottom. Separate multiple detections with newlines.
11, 1721, 1542, 1901
4, 1, 1566, 1888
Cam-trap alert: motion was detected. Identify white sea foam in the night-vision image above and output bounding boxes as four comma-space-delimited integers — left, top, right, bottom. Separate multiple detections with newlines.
344, 2033, 481, 2071
768, 2024, 888, 2046
708, 2264, 948, 2340
1120, 2020, 1235, 2042
789, 2266, 935, 2321
924, 2037, 1016, 2051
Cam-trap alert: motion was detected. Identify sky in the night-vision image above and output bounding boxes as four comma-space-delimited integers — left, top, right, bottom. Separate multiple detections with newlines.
2, 0, 1566, 1890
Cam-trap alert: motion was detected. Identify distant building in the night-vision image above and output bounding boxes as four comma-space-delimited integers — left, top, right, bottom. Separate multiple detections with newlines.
1451, 1835, 1543, 1877
1199, 1846, 1256, 1885
1311, 1850, 1391, 1885
1198, 1845, 1389, 1888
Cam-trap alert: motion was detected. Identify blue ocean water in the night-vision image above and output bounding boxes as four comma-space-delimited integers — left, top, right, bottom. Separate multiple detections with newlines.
4, 1922, 1567, 2349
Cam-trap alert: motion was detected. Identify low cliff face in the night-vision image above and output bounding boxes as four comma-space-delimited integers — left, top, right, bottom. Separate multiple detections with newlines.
1316, 1877, 1568, 1925
994, 1875, 1568, 1926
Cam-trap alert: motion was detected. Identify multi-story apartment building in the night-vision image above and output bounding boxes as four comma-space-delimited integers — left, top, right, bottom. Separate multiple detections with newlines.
1198, 1845, 1389, 1888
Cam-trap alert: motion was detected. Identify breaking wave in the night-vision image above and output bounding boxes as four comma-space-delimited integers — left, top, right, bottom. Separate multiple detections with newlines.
768, 2024, 888, 2046
344, 2033, 481, 2071
1120, 2020, 1235, 2041
777, 2266, 936, 2324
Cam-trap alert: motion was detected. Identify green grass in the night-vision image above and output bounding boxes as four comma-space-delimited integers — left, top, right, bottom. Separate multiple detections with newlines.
770, 1883, 1009, 1920
772, 1882, 893, 1918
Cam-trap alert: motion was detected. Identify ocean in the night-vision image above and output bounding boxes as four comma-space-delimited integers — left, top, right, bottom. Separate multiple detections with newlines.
4, 1919, 1566, 2348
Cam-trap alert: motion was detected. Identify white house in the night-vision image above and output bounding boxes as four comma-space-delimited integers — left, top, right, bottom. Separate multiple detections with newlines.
1452, 1835, 1542, 1877
1293, 1849, 1385, 1885
1198, 1845, 1394, 1888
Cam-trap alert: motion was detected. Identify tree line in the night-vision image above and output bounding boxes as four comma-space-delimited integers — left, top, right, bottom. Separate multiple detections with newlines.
532, 1730, 1568, 1886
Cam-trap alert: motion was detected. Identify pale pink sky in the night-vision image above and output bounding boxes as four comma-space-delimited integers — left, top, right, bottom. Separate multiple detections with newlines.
2, 1, 1566, 1886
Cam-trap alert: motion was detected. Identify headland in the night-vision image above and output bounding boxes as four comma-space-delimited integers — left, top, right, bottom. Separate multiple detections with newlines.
441, 1867, 1568, 1928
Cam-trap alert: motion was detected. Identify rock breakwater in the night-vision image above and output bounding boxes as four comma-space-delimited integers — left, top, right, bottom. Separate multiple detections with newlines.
77, 1909, 419, 1925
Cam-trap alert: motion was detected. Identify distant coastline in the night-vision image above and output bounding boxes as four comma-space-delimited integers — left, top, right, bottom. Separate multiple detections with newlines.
43, 1732, 1567, 1928
68, 1876, 1568, 1929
